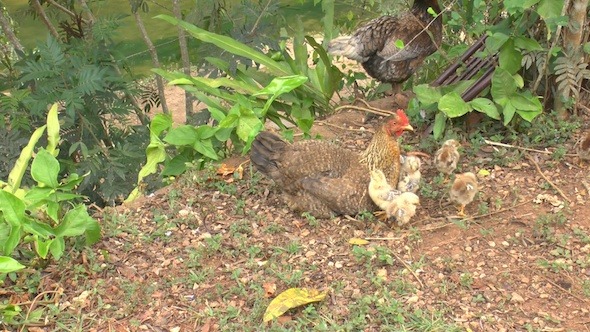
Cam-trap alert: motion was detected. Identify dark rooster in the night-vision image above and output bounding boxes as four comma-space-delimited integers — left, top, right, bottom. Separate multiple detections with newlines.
250, 110, 413, 218
327, 0, 442, 95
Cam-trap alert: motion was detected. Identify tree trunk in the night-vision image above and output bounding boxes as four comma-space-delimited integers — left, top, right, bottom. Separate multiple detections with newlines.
130, 2, 169, 115
555, 0, 589, 118
173, 0, 193, 121
31, 0, 60, 39
0, 6, 24, 54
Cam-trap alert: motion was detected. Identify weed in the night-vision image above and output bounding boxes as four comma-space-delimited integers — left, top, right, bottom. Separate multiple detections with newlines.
301, 212, 319, 227
460, 272, 474, 288
477, 201, 489, 215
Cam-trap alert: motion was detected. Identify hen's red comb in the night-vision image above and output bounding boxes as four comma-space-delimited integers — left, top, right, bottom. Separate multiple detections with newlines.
395, 109, 409, 125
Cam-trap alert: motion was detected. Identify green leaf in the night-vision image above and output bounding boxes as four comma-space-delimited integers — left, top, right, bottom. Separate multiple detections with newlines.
237, 114, 264, 142
0, 191, 26, 227
50, 237, 65, 260
193, 139, 219, 160
470, 98, 500, 120
0, 256, 25, 273
502, 103, 517, 125
485, 32, 510, 52
161, 152, 192, 177
438, 92, 471, 118
4, 225, 22, 256
84, 219, 101, 245
433, 113, 447, 139
31, 149, 60, 188
511, 93, 542, 111
164, 126, 198, 146
537, 0, 564, 21
7, 124, 46, 192
413, 84, 442, 105
255, 75, 308, 116
394, 39, 405, 49
150, 113, 173, 136
35, 238, 52, 259
155, 15, 290, 77
499, 39, 522, 74
53, 205, 96, 238
46, 103, 60, 156
491, 68, 518, 105
514, 36, 543, 51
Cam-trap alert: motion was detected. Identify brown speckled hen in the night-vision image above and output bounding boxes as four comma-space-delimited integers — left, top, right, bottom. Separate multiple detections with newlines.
250, 110, 413, 218
327, 0, 442, 94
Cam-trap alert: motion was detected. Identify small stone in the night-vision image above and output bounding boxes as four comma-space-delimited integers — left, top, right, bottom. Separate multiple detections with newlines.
488, 241, 496, 247
511, 292, 525, 303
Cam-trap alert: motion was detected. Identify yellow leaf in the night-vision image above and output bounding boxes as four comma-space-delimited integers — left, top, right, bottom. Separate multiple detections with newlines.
477, 169, 490, 177
263, 288, 328, 322
216, 163, 236, 177
348, 238, 369, 245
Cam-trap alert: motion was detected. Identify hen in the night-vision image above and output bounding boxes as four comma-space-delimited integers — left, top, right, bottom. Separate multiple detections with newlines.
397, 155, 421, 193
449, 172, 478, 216
327, 0, 442, 94
435, 139, 461, 181
251, 110, 413, 218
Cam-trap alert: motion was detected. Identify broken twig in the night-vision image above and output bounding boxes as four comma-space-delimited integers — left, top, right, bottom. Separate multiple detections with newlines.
526, 154, 572, 205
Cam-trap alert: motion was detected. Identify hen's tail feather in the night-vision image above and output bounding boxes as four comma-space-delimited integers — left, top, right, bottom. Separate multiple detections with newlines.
327, 36, 366, 62
250, 132, 287, 178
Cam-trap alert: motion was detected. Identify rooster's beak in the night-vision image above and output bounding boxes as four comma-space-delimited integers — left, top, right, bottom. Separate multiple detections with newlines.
401, 125, 414, 132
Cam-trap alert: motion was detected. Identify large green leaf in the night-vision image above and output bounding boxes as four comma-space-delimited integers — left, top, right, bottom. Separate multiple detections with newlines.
164, 126, 198, 146
46, 103, 60, 156
470, 98, 501, 120
413, 84, 442, 105
7, 125, 46, 192
491, 68, 518, 106
193, 139, 219, 160
433, 112, 447, 139
31, 149, 60, 189
438, 92, 471, 118
499, 39, 522, 74
53, 205, 96, 238
485, 32, 510, 52
150, 113, 173, 136
254, 75, 308, 116
0, 256, 25, 273
155, 15, 290, 77
0, 191, 26, 227
502, 103, 517, 125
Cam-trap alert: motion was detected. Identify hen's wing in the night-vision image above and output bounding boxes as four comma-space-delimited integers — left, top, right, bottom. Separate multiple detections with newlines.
299, 169, 373, 216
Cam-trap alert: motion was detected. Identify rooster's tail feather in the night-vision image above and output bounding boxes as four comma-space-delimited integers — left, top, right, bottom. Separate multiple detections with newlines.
250, 132, 286, 178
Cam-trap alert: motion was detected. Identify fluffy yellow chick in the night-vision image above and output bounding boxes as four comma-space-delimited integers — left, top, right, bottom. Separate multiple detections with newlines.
435, 139, 461, 181
385, 192, 420, 226
449, 172, 478, 216
397, 155, 421, 193
576, 132, 590, 163
368, 169, 402, 211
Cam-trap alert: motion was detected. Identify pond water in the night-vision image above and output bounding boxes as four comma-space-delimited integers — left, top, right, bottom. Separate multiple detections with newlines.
2, 0, 391, 75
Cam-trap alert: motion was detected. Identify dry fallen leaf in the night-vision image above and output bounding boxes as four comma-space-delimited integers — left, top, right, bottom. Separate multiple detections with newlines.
263, 288, 328, 322
263, 282, 277, 298
216, 163, 236, 177
348, 238, 369, 245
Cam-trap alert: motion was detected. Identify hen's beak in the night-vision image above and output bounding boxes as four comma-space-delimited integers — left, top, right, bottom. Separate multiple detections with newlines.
401, 124, 414, 132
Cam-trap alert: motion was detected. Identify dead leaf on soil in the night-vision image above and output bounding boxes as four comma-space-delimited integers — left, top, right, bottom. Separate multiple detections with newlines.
263, 282, 277, 298
263, 288, 328, 322
348, 238, 369, 245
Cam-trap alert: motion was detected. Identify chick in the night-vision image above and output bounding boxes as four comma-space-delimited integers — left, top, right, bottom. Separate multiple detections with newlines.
368, 169, 402, 211
386, 192, 420, 226
434, 139, 461, 182
576, 132, 590, 163
449, 172, 479, 216
397, 155, 421, 193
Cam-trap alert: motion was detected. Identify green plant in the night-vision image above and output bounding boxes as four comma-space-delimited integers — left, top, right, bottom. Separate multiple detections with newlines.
411, 0, 568, 138
0, 105, 100, 272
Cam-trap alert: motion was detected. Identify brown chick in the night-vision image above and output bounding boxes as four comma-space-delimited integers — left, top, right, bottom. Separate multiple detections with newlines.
576, 132, 590, 163
385, 192, 420, 226
434, 139, 461, 181
397, 155, 421, 193
449, 172, 478, 216
369, 169, 402, 211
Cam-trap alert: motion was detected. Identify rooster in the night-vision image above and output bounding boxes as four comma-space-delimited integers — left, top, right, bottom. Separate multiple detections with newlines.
250, 110, 413, 218
327, 0, 442, 95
